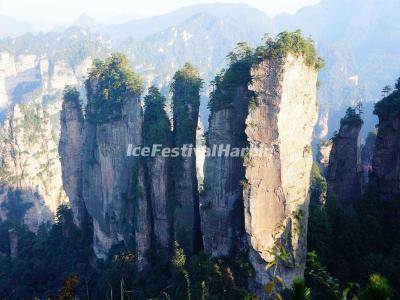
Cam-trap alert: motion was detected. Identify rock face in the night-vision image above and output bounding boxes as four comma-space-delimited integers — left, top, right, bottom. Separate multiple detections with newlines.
59, 55, 152, 268
0, 50, 93, 229
147, 154, 170, 254
317, 140, 333, 176
83, 84, 150, 266
171, 64, 202, 253
201, 85, 250, 256
59, 88, 86, 226
8, 228, 18, 259
244, 55, 318, 286
372, 95, 400, 201
202, 50, 319, 288
361, 130, 377, 188
327, 109, 363, 206
0, 101, 68, 230
142, 87, 172, 262
195, 119, 206, 188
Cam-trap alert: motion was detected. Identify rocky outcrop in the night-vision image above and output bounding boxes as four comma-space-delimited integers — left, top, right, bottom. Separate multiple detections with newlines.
85, 79, 150, 266
60, 54, 151, 268
244, 54, 318, 287
8, 228, 18, 259
59, 87, 86, 226
327, 108, 363, 206
0, 50, 93, 229
196, 119, 206, 188
201, 85, 250, 257
171, 63, 202, 253
143, 87, 172, 262
372, 89, 400, 201
361, 130, 377, 188
317, 140, 333, 176
0, 101, 67, 230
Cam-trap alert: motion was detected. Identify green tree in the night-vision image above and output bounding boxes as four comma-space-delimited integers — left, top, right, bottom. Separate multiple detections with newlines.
360, 274, 392, 300
143, 86, 171, 147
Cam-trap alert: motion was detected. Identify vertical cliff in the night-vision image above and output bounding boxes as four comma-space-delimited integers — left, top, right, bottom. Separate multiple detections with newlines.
202, 32, 322, 288
361, 130, 377, 188
201, 46, 254, 256
59, 54, 152, 268
143, 86, 172, 261
83, 54, 151, 267
327, 108, 363, 206
59, 87, 86, 226
245, 54, 318, 287
316, 140, 332, 176
0, 50, 93, 228
372, 82, 400, 201
171, 63, 203, 253
0, 101, 67, 230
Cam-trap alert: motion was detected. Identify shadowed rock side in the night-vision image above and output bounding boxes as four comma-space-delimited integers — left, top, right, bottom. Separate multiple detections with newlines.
59, 87, 87, 226
361, 130, 377, 189
143, 87, 172, 262
316, 140, 332, 177
244, 54, 318, 287
201, 85, 250, 256
171, 63, 202, 253
0, 101, 67, 230
327, 108, 363, 206
372, 85, 400, 202
60, 54, 151, 269
83, 77, 150, 267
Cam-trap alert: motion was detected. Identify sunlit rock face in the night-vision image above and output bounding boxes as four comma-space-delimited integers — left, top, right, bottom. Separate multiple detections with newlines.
201, 53, 318, 288
244, 55, 318, 287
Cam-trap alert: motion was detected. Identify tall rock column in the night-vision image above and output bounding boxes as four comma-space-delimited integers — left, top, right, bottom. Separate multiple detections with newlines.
143, 86, 172, 262
171, 63, 203, 253
326, 108, 363, 206
361, 130, 377, 189
244, 54, 318, 287
61, 54, 152, 268
59, 86, 87, 226
201, 49, 254, 256
371, 83, 400, 201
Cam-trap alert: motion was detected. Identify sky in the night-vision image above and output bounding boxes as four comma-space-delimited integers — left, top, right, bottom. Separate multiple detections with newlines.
0, 0, 319, 31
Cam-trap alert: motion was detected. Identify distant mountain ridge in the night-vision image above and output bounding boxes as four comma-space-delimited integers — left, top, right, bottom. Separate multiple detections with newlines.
1, 0, 400, 135
0, 15, 34, 38
102, 3, 272, 40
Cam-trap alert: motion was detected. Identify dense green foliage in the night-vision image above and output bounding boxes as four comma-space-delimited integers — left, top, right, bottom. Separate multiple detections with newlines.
340, 106, 363, 126
258, 31, 325, 70
85, 53, 143, 123
208, 42, 257, 113
308, 168, 400, 299
171, 63, 203, 146
143, 86, 171, 147
0, 206, 259, 300
62, 86, 81, 106
0, 206, 93, 299
374, 77, 400, 119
